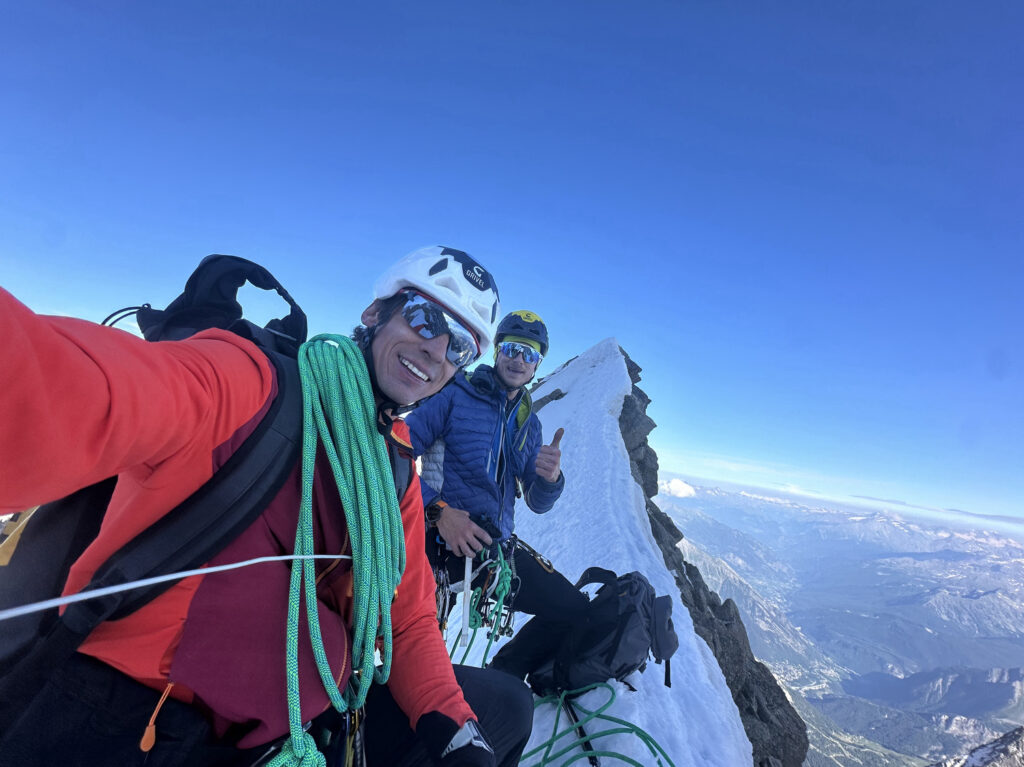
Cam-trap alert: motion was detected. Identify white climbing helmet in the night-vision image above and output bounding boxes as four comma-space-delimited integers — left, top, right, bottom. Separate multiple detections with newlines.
374, 246, 501, 355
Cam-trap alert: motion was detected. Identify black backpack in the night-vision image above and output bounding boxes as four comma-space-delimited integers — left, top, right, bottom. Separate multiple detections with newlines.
0, 255, 310, 724
527, 567, 680, 696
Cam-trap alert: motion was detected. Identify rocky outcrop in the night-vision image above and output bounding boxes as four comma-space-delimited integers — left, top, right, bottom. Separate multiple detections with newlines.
616, 346, 810, 767
928, 726, 1024, 766
618, 353, 659, 500
532, 387, 567, 412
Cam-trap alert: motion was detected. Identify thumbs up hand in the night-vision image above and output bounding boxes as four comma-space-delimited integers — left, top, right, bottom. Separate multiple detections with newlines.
535, 427, 564, 482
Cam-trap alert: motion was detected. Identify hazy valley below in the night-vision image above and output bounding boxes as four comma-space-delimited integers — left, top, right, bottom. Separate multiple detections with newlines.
658, 477, 1024, 766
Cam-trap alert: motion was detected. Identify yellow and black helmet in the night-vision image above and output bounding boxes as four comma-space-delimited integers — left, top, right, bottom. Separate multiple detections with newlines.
495, 310, 549, 357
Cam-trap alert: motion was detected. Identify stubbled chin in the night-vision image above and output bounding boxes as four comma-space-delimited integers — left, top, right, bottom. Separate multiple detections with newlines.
380, 381, 419, 405
377, 369, 418, 405
382, 373, 443, 405
500, 370, 530, 387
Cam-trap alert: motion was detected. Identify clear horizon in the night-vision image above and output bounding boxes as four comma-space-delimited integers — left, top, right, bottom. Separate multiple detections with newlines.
657, 466, 1024, 543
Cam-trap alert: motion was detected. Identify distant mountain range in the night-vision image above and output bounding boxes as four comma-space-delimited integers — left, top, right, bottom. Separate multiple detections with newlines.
928, 726, 1024, 767
658, 477, 1024, 765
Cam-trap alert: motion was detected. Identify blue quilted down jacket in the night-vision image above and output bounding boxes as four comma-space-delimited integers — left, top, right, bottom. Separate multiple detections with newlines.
406, 365, 564, 543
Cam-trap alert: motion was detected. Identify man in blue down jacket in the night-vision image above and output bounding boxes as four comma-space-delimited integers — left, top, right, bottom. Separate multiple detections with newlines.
406, 311, 589, 680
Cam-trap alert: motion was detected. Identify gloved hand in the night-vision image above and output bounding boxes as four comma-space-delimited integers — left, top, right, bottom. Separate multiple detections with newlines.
416, 711, 496, 767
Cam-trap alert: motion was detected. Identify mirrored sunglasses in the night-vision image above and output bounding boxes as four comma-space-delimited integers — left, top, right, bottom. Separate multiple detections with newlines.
400, 291, 481, 368
498, 341, 543, 365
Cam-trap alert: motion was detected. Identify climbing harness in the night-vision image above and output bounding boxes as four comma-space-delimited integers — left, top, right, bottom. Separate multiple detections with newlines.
307, 706, 365, 767
513, 535, 555, 574
268, 334, 407, 766
521, 683, 677, 767
434, 560, 452, 628
435, 535, 567, 666
444, 545, 518, 667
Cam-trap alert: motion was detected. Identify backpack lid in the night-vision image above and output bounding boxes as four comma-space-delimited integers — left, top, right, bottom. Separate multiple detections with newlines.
136, 254, 307, 355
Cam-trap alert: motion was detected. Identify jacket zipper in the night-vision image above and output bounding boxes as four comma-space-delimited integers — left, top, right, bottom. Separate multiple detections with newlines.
496, 413, 506, 532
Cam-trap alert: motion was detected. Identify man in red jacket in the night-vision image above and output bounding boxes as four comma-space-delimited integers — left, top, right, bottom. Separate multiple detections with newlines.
0, 246, 532, 767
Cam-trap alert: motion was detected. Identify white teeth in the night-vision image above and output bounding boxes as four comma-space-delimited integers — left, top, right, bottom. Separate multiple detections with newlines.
400, 357, 429, 382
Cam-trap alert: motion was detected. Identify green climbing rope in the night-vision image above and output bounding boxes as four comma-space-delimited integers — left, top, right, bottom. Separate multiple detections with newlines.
521, 683, 677, 767
451, 588, 486, 665
446, 546, 514, 666
269, 334, 407, 767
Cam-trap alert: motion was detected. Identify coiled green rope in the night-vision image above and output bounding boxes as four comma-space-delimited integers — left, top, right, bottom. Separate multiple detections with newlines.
269, 334, 407, 767
522, 683, 676, 767
448, 546, 514, 666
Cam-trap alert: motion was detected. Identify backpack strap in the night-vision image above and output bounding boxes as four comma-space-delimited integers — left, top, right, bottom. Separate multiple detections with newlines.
0, 478, 116, 669
574, 567, 621, 628
0, 257, 310, 727
67, 350, 302, 628
388, 443, 413, 503
574, 566, 619, 591
11, 352, 298, 638
0, 350, 303, 724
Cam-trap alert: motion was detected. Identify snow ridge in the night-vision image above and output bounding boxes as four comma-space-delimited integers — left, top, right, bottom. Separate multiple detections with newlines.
450, 339, 752, 766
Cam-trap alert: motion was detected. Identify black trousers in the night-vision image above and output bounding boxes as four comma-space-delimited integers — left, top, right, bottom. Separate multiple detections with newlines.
0, 654, 531, 767
0, 653, 224, 767
433, 542, 590, 680
363, 664, 533, 766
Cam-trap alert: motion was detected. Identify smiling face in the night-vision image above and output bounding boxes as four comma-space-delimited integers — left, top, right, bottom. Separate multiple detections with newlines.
494, 345, 538, 392
361, 298, 459, 405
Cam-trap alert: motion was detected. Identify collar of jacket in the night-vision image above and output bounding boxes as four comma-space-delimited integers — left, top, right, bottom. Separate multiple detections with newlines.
376, 410, 414, 457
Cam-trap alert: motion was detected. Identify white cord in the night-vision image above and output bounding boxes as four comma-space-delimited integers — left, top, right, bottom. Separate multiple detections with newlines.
459, 555, 472, 647
0, 554, 352, 623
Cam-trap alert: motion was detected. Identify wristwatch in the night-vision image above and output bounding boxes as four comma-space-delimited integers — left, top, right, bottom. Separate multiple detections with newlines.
425, 500, 448, 527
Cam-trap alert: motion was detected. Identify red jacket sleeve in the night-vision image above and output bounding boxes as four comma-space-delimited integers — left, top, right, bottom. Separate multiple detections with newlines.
384, 451, 476, 730
0, 286, 274, 512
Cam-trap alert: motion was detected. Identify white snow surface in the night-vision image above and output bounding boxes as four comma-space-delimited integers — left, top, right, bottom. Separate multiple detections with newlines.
446, 339, 751, 766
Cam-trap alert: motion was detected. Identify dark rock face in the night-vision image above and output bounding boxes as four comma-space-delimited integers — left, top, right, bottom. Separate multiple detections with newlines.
616, 347, 809, 767
532, 387, 567, 412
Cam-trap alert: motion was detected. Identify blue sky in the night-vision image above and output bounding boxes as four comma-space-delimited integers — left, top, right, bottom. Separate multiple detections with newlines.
1, 2, 1021, 519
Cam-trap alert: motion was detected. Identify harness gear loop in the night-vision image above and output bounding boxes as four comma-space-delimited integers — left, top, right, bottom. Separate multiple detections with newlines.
447, 545, 517, 665
513, 536, 555, 574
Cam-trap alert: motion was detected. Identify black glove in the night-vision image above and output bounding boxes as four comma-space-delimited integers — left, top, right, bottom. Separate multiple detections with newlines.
416, 711, 496, 767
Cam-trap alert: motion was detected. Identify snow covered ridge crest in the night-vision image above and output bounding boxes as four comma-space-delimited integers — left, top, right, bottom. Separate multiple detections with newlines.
928, 726, 1024, 767
521, 339, 808, 767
